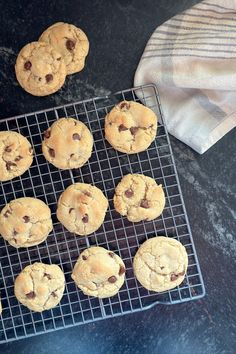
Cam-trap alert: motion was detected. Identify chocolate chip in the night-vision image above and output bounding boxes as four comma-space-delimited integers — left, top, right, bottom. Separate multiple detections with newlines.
15, 155, 23, 162
130, 127, 139, 135
44, 130, 51, 139
82, 255, 87, 260
125, 189, 133, 198
160, 266, 164, 270
170, 273, 179, 281
24, 61, 32, 70
70, 153, 75, 158
51, 291, 57, 298
72, 133, 81, 140
57, 57, 61, 61
82, 214, 89, 223
44, 273, 52, 280
108, 252, 114, 258
4, 146, 12, 153
108, 276, 117, 283
26, 291, 35, 299
45, 74, 53, 83
119, 102, 130, 110
69, 208, 74, 214
6, 161, 17, 171
84, 191, 91, 197
119, 265, 126, 276
13, 229, 18, 236
140, 199, 149, 208
119, 124, 128, 132
23, 216, 30, 223
4, 210, 11, 218
48, 148, 55, 158
66, 39, 76, 51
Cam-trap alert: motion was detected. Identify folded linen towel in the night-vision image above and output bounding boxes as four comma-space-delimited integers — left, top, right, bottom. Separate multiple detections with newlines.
134, 0, 236, 154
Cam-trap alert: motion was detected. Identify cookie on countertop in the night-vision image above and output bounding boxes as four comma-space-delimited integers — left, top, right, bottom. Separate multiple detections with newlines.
39, 22, 89, 75
105, 100, 158, 154
0, 197, 53, 248
0, 131, 33, 182
42, 117, 93, 169
14, 263, 65, 312
113, 174, 165, 222
133, 237, 188, 292
72, 246, 126, 298
15, 41, 66, 96
57, 183, 108, 236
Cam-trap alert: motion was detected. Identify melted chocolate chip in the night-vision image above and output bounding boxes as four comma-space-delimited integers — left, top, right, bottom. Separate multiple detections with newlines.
4, 210, 11, 218
70, 153, 75, 158
130, 127, 139, 135
57, 57, 61, 61
170, 273, 179, 281
45, 74, 53, 83
44, 273, 52, 280
15, 155, 23, 162
119, 102, 130, 110
26, 291, 36, 299
4, 146, 12, 153
13, 229, 18, 236
44, 130, 51, 139
82, 255, 87, 260
82, 214, 89, 223
24, 61, 32, 70
108, 252, 114, 258
84, 191, 91, 197
48, 148, 55, 158
125, 189, 133, 198
69, 208, 74, 214
6, 161, 17, 171
72, 133, 81, 140
119, 124, 128, 132
23, 216, 30, 223
119, 265, 126, 276
108, 276, 117, 283
66, 39, 76, 51
51, 291, 57, 298
140, 199, 149, 208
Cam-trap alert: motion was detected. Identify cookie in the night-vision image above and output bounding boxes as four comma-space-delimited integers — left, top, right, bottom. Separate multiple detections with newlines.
71, 247, 126, 298
133, 237, 188, 292
57, 183, 108, 236
105, 101, 158, 154
15, 41, 66, 96
0, 131, 33, 182
14, 263, 65, 312
0, 197, 53, 248
39, 22, 89, 75
113, 174, 165, 222
42, 117, 93, 169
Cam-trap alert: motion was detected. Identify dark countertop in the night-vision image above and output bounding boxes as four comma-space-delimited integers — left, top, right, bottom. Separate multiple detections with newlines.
0, 0, 235, 353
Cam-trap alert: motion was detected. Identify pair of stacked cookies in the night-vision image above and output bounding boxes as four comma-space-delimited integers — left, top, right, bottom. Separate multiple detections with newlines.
15, 22, 89, 96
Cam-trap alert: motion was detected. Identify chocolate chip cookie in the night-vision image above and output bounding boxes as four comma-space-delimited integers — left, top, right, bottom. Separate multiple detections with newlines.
42, 117, 93, 169
14, 263, 65, 312
0, 197, 53, 248
72, 246, 126, 298
57, 183, 108, 236
39, 22, 89, 75
133, 237, 188, 292
15, 41, 66, 96
105, 101, 158, 154
113, 174, 165, 222
0, 131, 33, 181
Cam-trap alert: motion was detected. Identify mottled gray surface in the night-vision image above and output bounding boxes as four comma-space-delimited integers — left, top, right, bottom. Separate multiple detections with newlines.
0, 0, 235, 353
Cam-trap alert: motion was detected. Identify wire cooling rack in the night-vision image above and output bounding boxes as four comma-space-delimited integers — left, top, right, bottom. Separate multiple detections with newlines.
0, 84, 205, 343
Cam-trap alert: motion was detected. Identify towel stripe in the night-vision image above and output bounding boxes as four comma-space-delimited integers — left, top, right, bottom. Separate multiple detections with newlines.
162, 23, 236, 33
147, 41, 235, 48
186, 7, 236, 15
152, 30, 236, 39
181, 11, 236, 22
171, 17, 236, 29
202, 2, 236, 12
142, 53, 236, 60
144, 47, 236, 55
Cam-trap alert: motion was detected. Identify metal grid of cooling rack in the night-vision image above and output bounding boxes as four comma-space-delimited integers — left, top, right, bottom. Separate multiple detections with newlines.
0, 84, 205, 343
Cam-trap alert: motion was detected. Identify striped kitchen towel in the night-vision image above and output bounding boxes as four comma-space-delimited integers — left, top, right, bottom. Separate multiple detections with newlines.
134, 0, 236, 154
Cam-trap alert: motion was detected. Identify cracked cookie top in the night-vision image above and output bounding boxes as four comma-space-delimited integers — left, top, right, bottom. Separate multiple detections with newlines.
133, 237, 188, 292
0, 131, 33, 182
14, 262, 65, 312
15, 41, 66, 96
56, 183, 108, 236
71, 246, 126, 298
113, 174, 165, 222
0, 197, 53, 248
39, 22, 89, 75
105, 101, 158, 154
